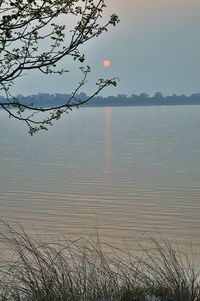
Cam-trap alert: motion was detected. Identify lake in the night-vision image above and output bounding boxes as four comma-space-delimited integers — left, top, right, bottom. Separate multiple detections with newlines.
0, 105, 200, 253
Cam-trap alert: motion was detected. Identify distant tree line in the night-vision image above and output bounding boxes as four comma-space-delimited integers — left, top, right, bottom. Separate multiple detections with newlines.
1, 92, 200, 108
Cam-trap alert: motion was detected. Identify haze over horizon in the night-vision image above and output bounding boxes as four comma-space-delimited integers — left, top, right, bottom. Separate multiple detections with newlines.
11, 0, 200, 97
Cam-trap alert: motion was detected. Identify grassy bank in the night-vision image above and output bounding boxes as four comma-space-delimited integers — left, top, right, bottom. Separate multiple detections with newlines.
0, 223, 199, 301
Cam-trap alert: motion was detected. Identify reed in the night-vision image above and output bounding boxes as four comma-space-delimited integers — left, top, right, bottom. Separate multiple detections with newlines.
0, 223, 199, 301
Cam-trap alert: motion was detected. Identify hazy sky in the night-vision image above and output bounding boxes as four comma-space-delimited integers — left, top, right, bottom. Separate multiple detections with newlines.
12, 0, 200, 96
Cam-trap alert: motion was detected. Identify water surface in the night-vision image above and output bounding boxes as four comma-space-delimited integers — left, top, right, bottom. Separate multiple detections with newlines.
0, 106, 200, 252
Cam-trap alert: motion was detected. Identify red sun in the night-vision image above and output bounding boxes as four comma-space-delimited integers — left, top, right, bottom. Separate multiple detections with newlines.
103, 59, 111, 68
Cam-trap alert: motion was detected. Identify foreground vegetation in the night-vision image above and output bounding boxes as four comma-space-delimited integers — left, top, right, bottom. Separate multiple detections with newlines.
0, 223, 199, 301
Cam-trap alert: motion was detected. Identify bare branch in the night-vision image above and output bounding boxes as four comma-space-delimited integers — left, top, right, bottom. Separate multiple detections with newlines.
0, 0, 119, 134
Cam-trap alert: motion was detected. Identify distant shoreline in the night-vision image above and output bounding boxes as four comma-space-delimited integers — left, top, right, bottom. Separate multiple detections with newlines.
84, 102, 200, 107
1, 92, 200, 108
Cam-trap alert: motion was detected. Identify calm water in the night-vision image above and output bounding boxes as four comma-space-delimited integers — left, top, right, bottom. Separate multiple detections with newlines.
0, 106, 200, 252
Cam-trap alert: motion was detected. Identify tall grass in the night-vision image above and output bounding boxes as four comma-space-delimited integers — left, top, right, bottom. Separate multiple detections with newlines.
0, 222, 199, 301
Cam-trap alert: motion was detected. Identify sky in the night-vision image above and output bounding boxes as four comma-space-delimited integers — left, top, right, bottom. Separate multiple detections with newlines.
12, 0, 200, 97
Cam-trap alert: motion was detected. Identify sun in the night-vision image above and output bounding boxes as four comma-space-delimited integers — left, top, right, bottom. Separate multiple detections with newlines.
103, 59, 111, 68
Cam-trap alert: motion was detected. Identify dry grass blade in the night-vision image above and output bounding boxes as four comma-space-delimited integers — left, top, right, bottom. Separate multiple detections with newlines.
0, 222, 199, 301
